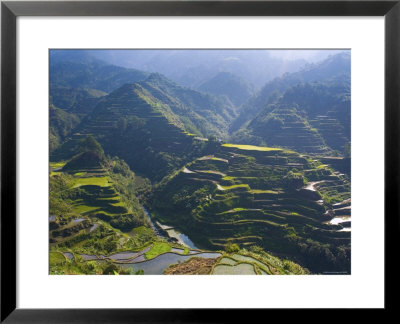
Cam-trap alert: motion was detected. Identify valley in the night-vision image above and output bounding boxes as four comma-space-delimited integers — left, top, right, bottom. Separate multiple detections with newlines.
49, 49, 351, 275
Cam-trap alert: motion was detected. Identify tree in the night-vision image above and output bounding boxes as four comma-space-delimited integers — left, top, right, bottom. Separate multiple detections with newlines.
78, 135, 104, 156
225, 243, 240, 253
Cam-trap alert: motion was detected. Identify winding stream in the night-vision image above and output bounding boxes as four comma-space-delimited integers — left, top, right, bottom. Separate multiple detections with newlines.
143, 208, 198, 249
142, 208, 163, 237
75, 207, 213, 274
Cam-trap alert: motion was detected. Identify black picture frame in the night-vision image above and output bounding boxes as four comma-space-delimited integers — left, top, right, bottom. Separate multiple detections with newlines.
1, 0, 399, 321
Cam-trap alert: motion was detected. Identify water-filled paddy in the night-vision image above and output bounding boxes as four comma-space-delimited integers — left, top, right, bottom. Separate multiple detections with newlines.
218, 257, 236, 266
108, 251, 141, 261
121, 252, 221, 275
231, 254, 270, 272
71, 218, 86, 224
63, 252, 74, 260
80, 254, 98, 261
89, 224, 99, 232
212, 263, 256, 275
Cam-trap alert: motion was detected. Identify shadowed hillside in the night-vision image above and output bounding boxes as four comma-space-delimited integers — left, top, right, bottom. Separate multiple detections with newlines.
231, 52, 350, 133
231, 81, 350, 155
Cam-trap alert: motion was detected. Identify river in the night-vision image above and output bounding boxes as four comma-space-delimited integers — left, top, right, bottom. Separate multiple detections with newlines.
77, 207, 216, 274
143, 207, 199, 249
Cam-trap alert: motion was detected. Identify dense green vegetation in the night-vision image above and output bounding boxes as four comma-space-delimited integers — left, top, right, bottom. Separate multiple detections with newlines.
50, 86, 107, 118
230, 52, 350, 133
49, 137, 155, 270
49, 50, 351, 275
231, 81, 350, 155
136, 73, 237, 139
145, 242, 172, 260
51, 74, 238, 181
49, 105, 81, 152
151, 142, 351, 273
211, 246, 309, 275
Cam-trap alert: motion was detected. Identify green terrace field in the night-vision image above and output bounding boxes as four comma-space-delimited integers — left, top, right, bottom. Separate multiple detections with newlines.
72, 176, 111, 188
222, 144, 283, 152
49, 148, 214, 275
151, 142, 351, 273
49, 153, 159, 272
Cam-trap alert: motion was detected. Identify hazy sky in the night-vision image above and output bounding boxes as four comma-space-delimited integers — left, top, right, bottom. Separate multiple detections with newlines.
51, 49, 349, 89
268, 49, 347, 61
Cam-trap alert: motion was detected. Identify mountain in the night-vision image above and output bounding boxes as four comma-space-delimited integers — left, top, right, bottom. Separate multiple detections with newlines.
241, 104, 330, 154
279, 82, 350, 151
88, 49, 317, 89
49, 139, 155, 274
51, 79, 220, 182
49, 50, 151, 122
197, 72, 255, 107
231, 80, 350, 154
50, 86, 107, 117
49, 105, 80, 152
150, 142, 351, 273
50, 51, 150, 93
136, 73, 236, 138
230, 52, 350, 133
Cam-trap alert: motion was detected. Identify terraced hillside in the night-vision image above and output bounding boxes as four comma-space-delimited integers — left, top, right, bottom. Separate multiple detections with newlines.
211, 248, 309, 275
50, 155, 150, 245
163, 247, 308, 275
233, 81, 350, 155
248, 105, 330, 154
151, 143, 351, 273
52, 72, 239, 181
308, 115, 349, 152
135, 73, 237, 139
280, 82, 350, 153
51, 82, 210, 182
231, 51, 350, 132
49, 146, 164, 274
49, 50, 352, 275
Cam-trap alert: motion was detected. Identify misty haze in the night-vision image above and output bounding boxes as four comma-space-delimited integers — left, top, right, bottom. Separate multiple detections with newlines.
49, 49, 351, 275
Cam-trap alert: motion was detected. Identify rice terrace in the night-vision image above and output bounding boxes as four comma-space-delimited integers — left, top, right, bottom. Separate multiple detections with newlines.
49, 49, 351, 275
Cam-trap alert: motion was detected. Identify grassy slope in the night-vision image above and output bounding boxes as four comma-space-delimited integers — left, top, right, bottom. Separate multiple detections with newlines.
49, 155, 158, 274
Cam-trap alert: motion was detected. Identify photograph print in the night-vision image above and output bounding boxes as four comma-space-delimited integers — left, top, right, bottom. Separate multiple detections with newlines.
49, 49, 351, 275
